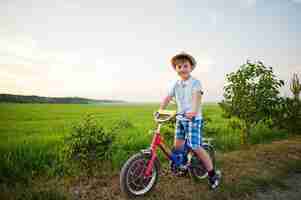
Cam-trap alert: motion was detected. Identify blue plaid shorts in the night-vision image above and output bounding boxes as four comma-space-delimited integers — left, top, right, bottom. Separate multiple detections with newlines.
175, 118, 203, 150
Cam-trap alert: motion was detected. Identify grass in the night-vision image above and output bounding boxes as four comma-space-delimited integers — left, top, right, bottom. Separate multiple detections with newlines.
0, 103, 162, 186
55, 136, 301, 200
0, 182, 67, 200
0, 102, 293, 199
1, 189, 67, 200
0, 140, 62, 185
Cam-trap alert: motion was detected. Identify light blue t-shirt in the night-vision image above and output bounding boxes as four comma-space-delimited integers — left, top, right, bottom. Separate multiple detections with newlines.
168, 76, 203, 121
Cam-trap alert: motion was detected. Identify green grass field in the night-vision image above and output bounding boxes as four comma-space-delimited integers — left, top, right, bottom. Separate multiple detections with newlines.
0, 102, 289, 187
0, 103, 230, 152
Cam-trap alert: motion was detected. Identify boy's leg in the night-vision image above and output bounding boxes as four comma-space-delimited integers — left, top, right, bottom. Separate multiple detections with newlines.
186, 119, 213, 171
172, 120, 186, 174
187, 119, 221, 189
174, 139, 185, 149
174, 119, 185, 149
193, 147, 213, 171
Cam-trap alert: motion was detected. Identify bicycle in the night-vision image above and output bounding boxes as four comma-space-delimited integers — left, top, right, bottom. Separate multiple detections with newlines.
120, 110, 218, 197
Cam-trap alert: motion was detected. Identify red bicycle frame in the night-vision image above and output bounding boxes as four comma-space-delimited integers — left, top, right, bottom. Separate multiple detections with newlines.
144, 124, 172, 177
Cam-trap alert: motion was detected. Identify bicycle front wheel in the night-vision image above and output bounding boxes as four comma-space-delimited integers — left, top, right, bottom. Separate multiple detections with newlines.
120, 152, 160, 197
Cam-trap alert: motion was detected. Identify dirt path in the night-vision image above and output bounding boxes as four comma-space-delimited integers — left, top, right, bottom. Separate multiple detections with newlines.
66, 137, 301, 200
253, 172, 301, 200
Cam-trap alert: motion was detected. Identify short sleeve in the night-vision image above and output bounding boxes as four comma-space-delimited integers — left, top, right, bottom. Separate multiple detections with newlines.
167, 81, 176, 97
192, 80, 204, 95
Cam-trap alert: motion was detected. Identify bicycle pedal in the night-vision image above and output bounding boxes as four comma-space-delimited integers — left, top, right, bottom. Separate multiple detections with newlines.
172, 170, 187, 177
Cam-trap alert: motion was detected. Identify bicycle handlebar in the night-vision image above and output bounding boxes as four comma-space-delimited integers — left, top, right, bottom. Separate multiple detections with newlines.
153, 110, 184, 123
153, 110, 215, 143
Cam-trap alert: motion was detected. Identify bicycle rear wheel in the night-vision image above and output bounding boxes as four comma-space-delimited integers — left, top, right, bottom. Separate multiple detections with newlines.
190, 144, 215, 181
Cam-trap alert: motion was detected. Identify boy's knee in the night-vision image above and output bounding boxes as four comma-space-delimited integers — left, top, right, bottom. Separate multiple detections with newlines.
174, 139, 185, 149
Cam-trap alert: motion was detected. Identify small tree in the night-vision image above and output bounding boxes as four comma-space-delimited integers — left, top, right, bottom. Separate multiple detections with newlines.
220, 60, 284, 144
290, 73, 301, 100
61, 114, 115, 174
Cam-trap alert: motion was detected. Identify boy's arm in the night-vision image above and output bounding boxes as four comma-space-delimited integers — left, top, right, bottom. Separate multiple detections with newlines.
191, 91, 202, 113
186, 80, 204, 119
160, 81, 176, 111
159, 95, 173, 110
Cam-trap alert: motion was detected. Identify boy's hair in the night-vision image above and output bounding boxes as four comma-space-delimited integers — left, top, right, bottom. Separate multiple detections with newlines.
171, 52, 196, 70
173, 56, 193, 67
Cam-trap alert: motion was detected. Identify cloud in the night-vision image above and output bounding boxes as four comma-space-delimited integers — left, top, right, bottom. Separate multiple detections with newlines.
208, 12, 218, 26
239, 0, 257, 8
291, 0, 301, 3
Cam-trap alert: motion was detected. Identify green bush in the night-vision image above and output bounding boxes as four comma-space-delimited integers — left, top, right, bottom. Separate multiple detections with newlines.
272, 98, 301, 135
220, 61, 285, 143
61, 114, 114, 168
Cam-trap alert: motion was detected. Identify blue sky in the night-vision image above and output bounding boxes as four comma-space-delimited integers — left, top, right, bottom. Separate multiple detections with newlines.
0, 0, 300, 102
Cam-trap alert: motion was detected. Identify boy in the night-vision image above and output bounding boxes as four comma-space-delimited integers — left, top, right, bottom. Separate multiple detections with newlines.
159, 52, 221, 189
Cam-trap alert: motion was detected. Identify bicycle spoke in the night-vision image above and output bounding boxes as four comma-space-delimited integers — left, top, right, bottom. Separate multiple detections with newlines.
128, 159, 149, 190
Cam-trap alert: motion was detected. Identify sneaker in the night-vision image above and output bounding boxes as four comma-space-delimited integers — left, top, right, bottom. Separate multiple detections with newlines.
208, 170, 221, 190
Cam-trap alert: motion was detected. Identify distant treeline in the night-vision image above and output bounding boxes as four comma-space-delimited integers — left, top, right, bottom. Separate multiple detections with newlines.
0, 94, 126, 104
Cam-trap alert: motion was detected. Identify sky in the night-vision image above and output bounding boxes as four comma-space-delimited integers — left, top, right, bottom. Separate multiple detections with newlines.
0, 0, 300, 102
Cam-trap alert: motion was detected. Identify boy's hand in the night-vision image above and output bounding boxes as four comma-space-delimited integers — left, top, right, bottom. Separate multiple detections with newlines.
185, 112, 197, 120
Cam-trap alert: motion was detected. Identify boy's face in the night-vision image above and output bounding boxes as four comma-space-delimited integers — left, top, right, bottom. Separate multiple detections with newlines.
174, 59, 193, 80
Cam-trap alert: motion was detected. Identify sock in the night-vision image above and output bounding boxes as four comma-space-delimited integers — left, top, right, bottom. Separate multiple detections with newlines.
208, 169, 216, 177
